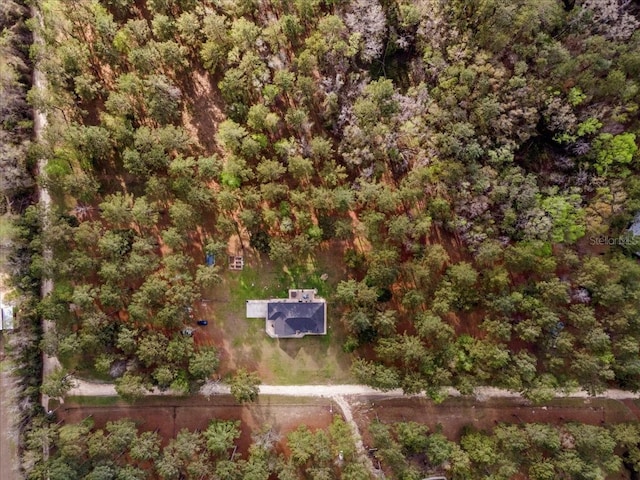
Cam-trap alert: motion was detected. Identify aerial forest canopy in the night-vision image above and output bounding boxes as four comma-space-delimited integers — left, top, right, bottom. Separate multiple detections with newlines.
31, 0, 640, 399
0, 0, 33, 213
23, 415, 372, 480
368, 419, 640, 479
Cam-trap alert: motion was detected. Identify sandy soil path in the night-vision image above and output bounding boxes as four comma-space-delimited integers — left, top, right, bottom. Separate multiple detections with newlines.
1, 337, 21, 480
67, 377, 640, 400
31, 4, 60, 411
332, 395, 379, 476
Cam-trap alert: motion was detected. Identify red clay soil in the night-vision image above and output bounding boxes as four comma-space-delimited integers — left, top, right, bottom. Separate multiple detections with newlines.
354, 395, 640, 480
446, 309, 487, 339
180, 67, 225, 154
621, 398, 640, 419
192, 325, 216, 349
575, 233, 610, 257
58, 394, 335, 453
353, 395, 640, 445
428, 224, 468, 265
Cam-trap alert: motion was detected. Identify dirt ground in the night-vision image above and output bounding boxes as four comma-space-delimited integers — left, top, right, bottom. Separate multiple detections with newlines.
0, 336, 20, 480
58, 394, 336, 453
57, 392, 640, 478
353, 395, 640, 443
352, 395, 640, 479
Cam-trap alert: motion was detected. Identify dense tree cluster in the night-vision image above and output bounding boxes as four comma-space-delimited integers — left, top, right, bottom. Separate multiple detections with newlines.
31, 0, 640, 398
23, 415, 371, 480
369, 419, 640, 480
1, 2, 47, 477
334, 0, 640, 399
0, 0, 33, 212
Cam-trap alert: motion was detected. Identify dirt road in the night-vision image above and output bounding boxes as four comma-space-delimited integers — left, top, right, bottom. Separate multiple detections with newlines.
66, 375, 640, 479
58, 394, 336, 453
31, 4, 60, 411
59, 384, 640, 480
67, 377, 640, 400
1, 337, 21, 480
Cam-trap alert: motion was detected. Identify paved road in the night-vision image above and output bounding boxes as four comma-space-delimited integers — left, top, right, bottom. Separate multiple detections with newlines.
1, 336, 20, 480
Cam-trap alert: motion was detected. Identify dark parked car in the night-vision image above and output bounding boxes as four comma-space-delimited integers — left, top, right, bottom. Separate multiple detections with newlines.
197, 319, 208, 326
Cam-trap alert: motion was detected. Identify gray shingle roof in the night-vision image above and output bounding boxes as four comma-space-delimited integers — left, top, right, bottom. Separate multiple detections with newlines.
267, 302, 325, 337
630, 213, 640, 236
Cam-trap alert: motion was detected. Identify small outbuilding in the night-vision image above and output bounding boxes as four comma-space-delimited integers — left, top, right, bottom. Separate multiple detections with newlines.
628, 212, 640, 256
1, 305, 14, 331
228, 255, 244, 270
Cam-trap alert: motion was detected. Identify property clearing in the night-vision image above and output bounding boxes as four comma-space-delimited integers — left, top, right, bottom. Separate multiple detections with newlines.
199, 243, 353, 384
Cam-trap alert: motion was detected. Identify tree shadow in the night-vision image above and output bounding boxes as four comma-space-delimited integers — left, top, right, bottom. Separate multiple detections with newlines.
180, 66, 224, 153
277, 338, 305, 359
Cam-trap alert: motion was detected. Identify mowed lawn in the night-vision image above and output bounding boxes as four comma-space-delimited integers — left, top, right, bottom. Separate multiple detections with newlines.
0, 215, 15, 270
201, 244, 354, 385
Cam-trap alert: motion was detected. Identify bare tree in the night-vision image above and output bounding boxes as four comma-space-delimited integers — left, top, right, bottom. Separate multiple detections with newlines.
342, 0, 387, 63
580, 0, 639, 40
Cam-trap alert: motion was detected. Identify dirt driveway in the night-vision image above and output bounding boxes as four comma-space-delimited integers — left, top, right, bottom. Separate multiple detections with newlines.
1, 336, 20, 480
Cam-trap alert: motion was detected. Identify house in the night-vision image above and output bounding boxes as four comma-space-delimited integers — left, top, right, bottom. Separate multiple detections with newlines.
246, 289, 327, 338
631, 212, 640, 235
1, 304, 14, 331
628, 212, 640, 256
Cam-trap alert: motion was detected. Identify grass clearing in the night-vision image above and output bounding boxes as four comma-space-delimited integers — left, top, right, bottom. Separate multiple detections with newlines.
206, 244, 354, 384
0, 215, 15, 241
0, 356, 8, 374
0, 215, 15, 270
59, 351, 113, 382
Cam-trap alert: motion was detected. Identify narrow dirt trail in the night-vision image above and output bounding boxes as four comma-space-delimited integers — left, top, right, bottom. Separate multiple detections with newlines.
70, 378, 640, 401
30, 4, 60, 411
1, 337, 21, 480
332, 395, 380, 477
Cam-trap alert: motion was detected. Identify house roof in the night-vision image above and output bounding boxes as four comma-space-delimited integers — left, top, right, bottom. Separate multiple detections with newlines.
267, 301, 325, 337
1, 305, 14, 330
630, 213, 640, 236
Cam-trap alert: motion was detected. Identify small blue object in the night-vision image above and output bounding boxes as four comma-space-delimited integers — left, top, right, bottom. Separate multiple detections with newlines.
550, 321, 565, 337
206, 253, 215, 266
197, 319, 208, 326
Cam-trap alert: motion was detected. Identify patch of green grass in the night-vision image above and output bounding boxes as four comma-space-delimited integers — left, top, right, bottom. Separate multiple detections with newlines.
0, 215, 15, 269
0, 215, 16, 241
66, 396, 120, 406
268, 350, 287, 381
320, 361, 335, 380
59, 351, 112, 382
229, 267, 284, 307
263, 337, 353, 385
215, 254, 353, 385
279, 263, 331, 299
0, 358, 9, 374
58, 351, 78, 371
